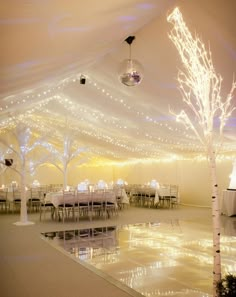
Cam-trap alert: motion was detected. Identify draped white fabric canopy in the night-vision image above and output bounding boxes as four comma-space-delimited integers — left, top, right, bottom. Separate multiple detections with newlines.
1, 0, 236, 165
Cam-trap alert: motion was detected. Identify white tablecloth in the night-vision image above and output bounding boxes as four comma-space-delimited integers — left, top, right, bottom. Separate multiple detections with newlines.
120, 189, 130, 204
46, 191, 117, 208
221, 190, 236, 217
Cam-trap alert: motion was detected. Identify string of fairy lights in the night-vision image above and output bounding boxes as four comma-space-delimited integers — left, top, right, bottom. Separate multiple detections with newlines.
19, 112, 166, 160
0, 75, 196, 142
18, 109, 205, 160
0, 68, 235, 164
0, 107, 234, 164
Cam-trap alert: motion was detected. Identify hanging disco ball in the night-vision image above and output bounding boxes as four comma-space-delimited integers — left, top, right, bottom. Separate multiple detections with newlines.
118, 59, 144, 87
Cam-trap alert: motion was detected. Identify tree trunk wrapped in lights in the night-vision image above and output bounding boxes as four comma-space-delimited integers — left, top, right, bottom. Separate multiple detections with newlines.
167, 7, 236, 297
0, 124, 50, 225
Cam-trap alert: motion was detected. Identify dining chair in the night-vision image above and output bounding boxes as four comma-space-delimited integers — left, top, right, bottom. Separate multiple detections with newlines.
170, 185, 179, 208
57, 190, 75, 222
90, 190, 104, 220
39, 192, 55, 221
28, 188, 41, 213
136, 186, 145, 207
144, 188, 156, 208
104, 190, 118, 219
158, 184, 171, 208
115, 187, 123, 210
75, 191, 91, 221
129, 186, 139, 206
0, 189, 9, 213
12, 189, 21, 213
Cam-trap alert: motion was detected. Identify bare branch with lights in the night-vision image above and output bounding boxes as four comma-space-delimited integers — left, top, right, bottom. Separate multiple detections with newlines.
168, 8, 235, 149
40, 128, 88, 189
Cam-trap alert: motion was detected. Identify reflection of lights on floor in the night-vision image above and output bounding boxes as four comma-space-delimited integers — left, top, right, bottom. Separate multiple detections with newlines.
42, 220, 236, 297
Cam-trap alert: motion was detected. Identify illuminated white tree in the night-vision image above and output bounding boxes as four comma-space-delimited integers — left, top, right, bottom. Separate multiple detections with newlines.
167, 7, 236, 297
229, 159, 236, 189
0, 124, 50, 225
41, 132, 87, 189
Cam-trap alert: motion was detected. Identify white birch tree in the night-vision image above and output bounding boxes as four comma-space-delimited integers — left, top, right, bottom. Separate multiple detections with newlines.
0, 124, 51, 225
167, 7, 236, 297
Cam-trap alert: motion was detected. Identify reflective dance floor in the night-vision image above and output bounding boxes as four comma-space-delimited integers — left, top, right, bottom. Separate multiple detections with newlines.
41, 218, 236, 297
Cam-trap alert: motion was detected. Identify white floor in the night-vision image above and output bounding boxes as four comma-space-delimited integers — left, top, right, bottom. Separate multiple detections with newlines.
41, 213, 236, 297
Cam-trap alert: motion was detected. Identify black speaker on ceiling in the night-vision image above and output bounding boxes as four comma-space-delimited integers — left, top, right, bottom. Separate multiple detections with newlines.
5, 159, 13, 167
80, 75, 86, 84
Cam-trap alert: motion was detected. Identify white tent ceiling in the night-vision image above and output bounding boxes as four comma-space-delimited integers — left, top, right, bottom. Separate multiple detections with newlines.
1, 0, 236, 165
